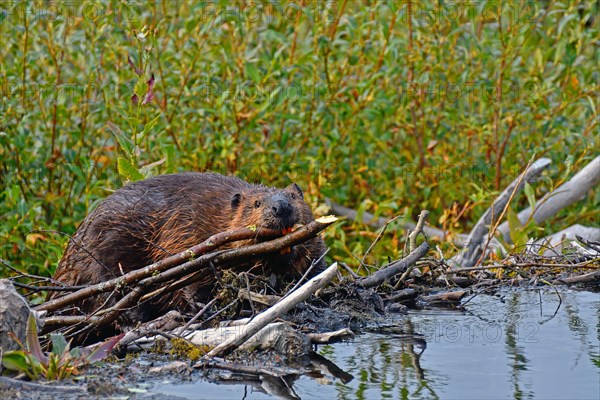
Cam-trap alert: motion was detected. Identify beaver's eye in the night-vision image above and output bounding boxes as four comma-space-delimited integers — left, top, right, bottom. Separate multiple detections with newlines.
290, 193, 296, 199
254, 200, 261, 208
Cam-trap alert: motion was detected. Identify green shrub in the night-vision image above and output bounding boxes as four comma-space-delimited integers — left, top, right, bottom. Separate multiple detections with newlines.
1, 1, 597, 282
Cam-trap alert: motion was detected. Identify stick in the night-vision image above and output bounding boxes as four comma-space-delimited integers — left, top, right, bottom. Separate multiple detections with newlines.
37, 227, 282, 312
555, 270, 600, 285
325, 199, 467, 245
356, 241, 430, 288
361, 215, 403, 265
397, 210, 430, 283
448, 258, 599, 274
194, 359, 302, 377
204, 262, 339, 358
420, 291, 466, 303
41, 217, 338, 338
497, 156, 600, 243
306, 328, 354, 344
409, 210, 429, 252
38, 217, 337, 314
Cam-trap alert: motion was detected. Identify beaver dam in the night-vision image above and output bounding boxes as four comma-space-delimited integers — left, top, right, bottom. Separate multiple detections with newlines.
1, 158, 599, 399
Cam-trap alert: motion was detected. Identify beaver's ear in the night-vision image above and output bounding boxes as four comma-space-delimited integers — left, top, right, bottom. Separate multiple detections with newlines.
287, 183, 304, 200
231, 193, 242, 208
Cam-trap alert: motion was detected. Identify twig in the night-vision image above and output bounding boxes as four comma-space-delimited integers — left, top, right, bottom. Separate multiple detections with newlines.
238, 289, 281, 307
361, 215, 403, 265
282, 248, 329, 299
339, 262, 360, 279
398, 210, 430, 283
448, 258, 599, 274
409, 210, 429, 252
194, 359, 301, 378
177, 298, 218, 334
0, 258, 75, 288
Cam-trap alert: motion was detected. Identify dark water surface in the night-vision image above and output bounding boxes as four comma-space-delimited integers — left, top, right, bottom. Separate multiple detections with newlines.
150, 289, 599, 400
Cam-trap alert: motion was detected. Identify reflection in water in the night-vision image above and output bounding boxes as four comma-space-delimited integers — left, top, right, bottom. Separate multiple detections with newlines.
151, 290, 599, 399
505, 293, 533, 400
300, 290, 599, 400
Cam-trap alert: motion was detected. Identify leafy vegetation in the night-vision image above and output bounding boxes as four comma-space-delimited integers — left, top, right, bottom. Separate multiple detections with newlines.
1, 313, 121, 380
1, 1, 598, 288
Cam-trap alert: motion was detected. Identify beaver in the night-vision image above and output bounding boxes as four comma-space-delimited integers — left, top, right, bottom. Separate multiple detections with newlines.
48, 172, 327, 324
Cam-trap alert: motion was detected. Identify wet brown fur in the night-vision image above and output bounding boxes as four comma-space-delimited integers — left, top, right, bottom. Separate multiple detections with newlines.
48, 172, 326, 324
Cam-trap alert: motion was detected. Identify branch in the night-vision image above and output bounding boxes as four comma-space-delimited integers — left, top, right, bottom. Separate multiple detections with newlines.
37, 226, 282, 313
397, 210, 430, 283
204, 262, 339, 358
458, 158, 551, 268
409, 210, 429, 252
497, 156, 600, 242
325, 199, 467, 245
555, 270, 600, 285
356, 241, 430, 288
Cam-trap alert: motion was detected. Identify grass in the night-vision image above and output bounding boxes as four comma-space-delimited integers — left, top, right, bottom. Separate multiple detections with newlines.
0, 1, 598, 286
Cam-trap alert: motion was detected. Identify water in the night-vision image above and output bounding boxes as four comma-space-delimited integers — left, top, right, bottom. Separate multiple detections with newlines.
150, 289, 599, 399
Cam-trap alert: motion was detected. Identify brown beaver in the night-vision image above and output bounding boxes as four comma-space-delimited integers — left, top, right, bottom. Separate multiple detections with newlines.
48, 172, 327, 324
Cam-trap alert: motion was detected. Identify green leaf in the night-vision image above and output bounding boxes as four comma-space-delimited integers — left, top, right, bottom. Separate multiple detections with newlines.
165, 144, 176, 173
69, 347, 82, 358
245, 62, 261, 83
524, 183, 536, 210
134, 76, 149, 99
507, 207, 528, 247
107, 122, 133, 155
138, 113, 162, 140
557, 13, 577, 36
50, 334, 69, 356
117, 157, 144, 181
565, 42, 577, 66
1, 350, 30, 372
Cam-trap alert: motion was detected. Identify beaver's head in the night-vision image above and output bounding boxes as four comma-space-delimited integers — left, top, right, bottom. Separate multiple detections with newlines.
229, 183, 313, 232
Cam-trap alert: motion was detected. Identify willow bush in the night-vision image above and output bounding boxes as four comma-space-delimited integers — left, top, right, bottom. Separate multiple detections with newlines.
1, 1, 598, 282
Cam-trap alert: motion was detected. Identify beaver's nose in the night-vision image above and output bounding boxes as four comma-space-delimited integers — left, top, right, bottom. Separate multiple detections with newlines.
272, 196, 293, 218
